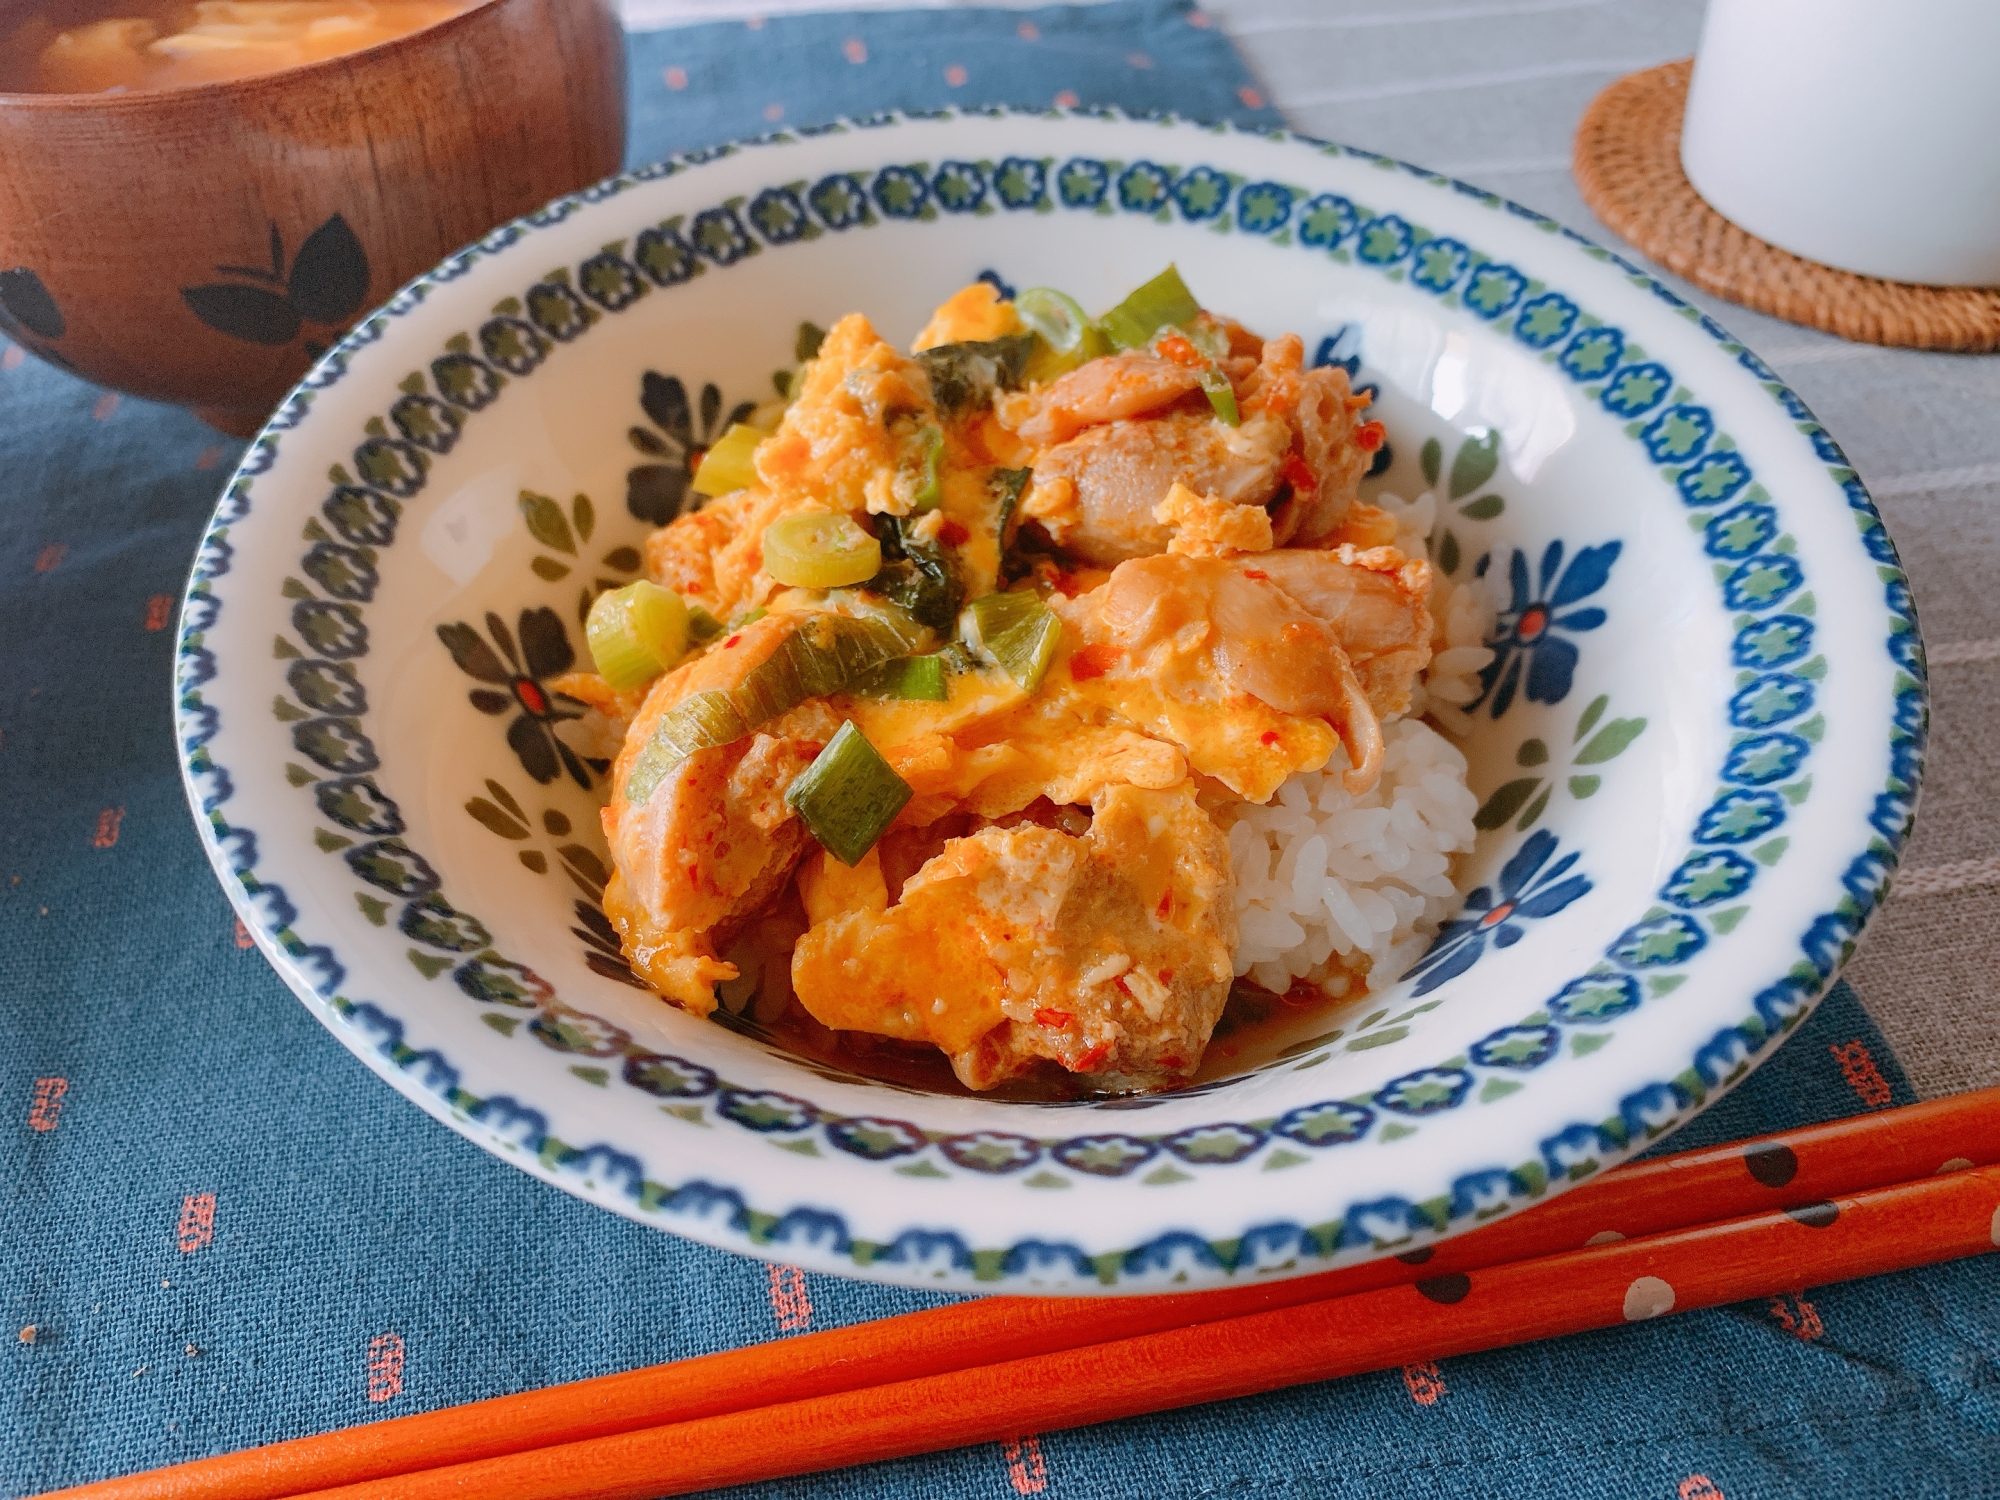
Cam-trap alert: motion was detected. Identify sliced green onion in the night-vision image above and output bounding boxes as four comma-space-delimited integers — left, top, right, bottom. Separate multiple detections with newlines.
763, 511, 882, 589
624, 611, 925, 805
786, 721, 913, 866
687, 605, 726, 644
1200, 367, 1240, 427
586, 581, 690, 691
908, 423, 945, 511
854, 653, 949, 701
990, 466, 1031, 542
1018, 287, 1112, 382
1098, 264, 1202, 351
690, 423, 765, 498
1016, 287, 1093, 352
969, 588, 1062, 692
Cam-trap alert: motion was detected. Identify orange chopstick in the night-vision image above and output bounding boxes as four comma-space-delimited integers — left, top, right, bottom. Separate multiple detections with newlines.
275, 1162, 2000, 1500
44, 1088, 2000, 1500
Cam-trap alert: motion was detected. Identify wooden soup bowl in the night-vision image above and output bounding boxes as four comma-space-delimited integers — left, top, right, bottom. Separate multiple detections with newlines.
0, 0, 625, 435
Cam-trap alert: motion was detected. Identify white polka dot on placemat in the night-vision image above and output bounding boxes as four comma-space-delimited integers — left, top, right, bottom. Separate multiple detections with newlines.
1624, 1275, 1675, 1320
1990, 1203, 1999, 1247
1938, 1157, 1974, 1173
1585, 1230, 1625, 1246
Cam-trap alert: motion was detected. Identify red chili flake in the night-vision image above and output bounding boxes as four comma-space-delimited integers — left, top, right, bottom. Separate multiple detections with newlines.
1158, 1053, 1185, 1071
1355, 420, 1387, 452
1033, 1007, 1073, 1029
1155, 889, 1175, 919
723, 634, 741, 649
1259, 730, 1281, 746
1280, 453, 1318, 493
1050, 570, 1084, 598
1076, 1042, 1111, 1071
1067, 643, 1119, 681
938, 519, 970, 546
1240, 568, 1269, 581
1113, 975, 1133, 997
1157, 969, 1175, 985
1155, 333, 1205, 369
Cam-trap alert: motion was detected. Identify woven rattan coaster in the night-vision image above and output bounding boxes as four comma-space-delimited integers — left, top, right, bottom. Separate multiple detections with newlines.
1573, 59, 2000, 352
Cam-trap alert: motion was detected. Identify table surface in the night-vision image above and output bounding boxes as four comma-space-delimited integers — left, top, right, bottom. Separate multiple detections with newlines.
5, 3, 1997, 1496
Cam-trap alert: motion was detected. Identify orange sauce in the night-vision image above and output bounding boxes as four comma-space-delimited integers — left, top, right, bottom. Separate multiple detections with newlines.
1, 0, 479, 93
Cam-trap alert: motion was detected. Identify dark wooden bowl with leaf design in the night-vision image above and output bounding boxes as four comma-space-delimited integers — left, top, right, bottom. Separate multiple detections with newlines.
0, 0, 624, 436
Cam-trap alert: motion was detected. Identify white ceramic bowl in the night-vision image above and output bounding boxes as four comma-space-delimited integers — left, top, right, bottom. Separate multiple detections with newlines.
175, 110, 1925, 1294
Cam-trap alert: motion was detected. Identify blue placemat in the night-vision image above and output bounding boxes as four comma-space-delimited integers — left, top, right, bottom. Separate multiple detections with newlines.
4, 5, 1997, 1497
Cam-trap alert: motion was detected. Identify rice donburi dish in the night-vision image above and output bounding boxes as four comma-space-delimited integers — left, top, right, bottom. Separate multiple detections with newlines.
561, 269, 1494, 1097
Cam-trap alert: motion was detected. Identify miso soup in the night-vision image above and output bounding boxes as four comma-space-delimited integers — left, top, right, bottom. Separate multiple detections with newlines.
2, 1, 479, 93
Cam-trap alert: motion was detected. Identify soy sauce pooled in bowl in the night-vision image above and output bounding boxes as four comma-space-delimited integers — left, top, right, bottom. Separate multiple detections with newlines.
2, 0, 478, 94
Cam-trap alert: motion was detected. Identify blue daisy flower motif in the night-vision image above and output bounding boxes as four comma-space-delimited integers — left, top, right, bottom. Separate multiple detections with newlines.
1402, 829, 1592, 996
1056, 157, 1109, 208
1695, 788, 1786, 844
1662, 849, 1757, 908
1410, 237, 1470, 292
1558, 324, 1623, 381
1296, 193, 1358, 249
1513, 292, 1578, 349
1722, 552, 1803, 611
1473, 539, 1621, 717
1704, 502, 1778, 560
992, 157, 1047, 210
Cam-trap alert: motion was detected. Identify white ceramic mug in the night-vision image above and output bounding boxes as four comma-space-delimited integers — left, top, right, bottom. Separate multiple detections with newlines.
1680, 0, 2000, 287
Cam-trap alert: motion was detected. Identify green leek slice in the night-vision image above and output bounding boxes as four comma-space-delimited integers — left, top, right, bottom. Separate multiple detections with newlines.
1017, 288, 1112, 382
623, 611, 925, 805
762, 511, 882, 589
586, 581, 691, 691
908, 423, 945, 511
687, 605, 726, 645
786, 721, 913, 866
968, 588, 1062, 691
1200, 366, 1240, 427
853, 653, 949, 701
690, 423, 764, 498
1098, 265, 1202, 351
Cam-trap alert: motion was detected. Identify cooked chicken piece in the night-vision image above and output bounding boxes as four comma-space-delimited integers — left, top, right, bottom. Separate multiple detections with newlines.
602, 732, 820, 1016
789, 783, 1235, 1090
995, 350, 1204, 448
599, 613, 832, 1013
1243, 334, 1373, 547
1250, 545, 1434, 717
1025, 407, 1293, 565
1054, 547, 1430, 796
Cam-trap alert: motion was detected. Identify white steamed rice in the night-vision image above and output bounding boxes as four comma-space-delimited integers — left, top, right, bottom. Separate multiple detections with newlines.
1220, 489, 1498, 996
